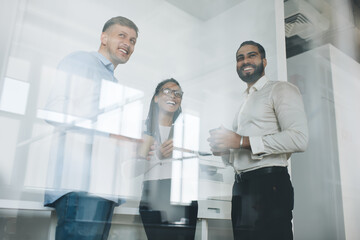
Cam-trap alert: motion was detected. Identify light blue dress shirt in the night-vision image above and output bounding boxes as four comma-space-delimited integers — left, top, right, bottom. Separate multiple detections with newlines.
44, 51, 124, 206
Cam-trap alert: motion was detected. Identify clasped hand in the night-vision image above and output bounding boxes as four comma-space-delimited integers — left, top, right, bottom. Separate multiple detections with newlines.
147, 139, 173, 160
207, 126, 241, 155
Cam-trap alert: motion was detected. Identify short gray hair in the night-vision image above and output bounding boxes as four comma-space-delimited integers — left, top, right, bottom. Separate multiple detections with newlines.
102, 16, 139, 37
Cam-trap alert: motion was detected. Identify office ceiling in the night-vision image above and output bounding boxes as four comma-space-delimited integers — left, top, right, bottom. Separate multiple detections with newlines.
164, 0, 245, 20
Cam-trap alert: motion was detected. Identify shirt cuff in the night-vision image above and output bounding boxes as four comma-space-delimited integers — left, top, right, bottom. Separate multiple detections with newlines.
249, 136, 265, 160
221, 153, 231, 165
228, 149, 236, 164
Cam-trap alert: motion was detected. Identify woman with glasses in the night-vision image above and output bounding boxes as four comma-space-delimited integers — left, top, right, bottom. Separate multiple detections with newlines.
139, 78, 198, 240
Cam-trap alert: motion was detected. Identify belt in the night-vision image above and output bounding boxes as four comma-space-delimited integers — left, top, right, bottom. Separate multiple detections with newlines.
235, 166, 288, 183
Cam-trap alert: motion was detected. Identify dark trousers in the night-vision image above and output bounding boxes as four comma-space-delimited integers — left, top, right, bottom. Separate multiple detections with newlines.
52, 192, 116, 240
139, 179, 198, 240
231, 167, 294, 240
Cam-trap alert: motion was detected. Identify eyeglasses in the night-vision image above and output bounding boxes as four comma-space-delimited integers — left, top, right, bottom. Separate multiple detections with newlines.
161, 88, 184, 98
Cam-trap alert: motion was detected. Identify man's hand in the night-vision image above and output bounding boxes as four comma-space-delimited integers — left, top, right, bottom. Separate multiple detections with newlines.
207, 126, 242, 153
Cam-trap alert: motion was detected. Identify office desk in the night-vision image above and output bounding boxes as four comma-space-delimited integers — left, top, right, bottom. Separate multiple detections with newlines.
0, 198, 231, 240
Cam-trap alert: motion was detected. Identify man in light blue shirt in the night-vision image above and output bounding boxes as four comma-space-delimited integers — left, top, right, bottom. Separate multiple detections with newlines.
43, 16, 138, 240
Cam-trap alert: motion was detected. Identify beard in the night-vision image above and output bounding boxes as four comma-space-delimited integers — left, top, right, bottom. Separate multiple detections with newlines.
237, 62, 264, 83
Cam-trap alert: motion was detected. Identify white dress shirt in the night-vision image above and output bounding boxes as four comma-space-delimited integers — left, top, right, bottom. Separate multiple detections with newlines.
227, 76, 308, 173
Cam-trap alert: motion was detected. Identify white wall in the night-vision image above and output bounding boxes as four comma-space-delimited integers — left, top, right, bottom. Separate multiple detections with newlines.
330, 45, 360, 240
287, 44, 360, 240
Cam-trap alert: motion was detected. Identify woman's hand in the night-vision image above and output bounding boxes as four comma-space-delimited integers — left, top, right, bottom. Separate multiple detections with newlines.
146, 143, 156, 160
157, 139, 173, 159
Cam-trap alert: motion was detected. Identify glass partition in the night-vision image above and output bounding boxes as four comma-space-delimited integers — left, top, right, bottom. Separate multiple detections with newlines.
1, 0, 360, 239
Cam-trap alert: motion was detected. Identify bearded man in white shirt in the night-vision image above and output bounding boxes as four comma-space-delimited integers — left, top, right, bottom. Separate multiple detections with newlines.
208, 40, 308, 240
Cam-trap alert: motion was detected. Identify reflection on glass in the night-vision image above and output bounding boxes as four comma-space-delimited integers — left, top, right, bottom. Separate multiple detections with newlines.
2, 0, 360, 239
172, 113, 200, 204
0, 78, 30, 115
0, 117, 20, 185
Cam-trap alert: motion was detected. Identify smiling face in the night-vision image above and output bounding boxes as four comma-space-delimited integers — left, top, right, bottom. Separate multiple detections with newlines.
99, 24, 137, 67
236, 44, 267, 85
154, 82, 182, 114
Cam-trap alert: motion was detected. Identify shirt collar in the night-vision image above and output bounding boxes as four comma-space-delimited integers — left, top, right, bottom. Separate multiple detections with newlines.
245, 75, 268, 94
92, 51, 115, 72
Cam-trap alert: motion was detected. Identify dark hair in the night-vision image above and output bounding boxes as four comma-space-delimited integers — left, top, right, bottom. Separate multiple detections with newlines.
102, 16, 139, 37
145, 78, 182, 137
237, 40, 266, 59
